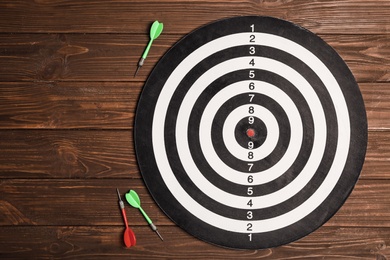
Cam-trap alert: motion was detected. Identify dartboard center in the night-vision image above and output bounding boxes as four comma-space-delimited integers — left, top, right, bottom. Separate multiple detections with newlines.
246, 128, 256, 138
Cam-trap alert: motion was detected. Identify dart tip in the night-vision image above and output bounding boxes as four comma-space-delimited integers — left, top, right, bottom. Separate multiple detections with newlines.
134, 66, 140, 77
116, 188, 121, 200
155, 230, 164, 241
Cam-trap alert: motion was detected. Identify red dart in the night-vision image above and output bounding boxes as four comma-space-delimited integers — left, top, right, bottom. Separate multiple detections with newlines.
116, 188, 136, 247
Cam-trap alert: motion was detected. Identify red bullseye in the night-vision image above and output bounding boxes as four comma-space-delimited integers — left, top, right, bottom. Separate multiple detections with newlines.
246, 128, 256, 138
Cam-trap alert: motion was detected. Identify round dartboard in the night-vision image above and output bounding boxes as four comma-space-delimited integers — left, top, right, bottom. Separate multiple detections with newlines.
134, 16, 367, 249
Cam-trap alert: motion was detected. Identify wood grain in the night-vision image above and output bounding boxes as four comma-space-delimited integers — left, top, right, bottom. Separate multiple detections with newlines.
0, 226, 388, 259
362, 84, 390, 130
0, 82, 141, 129
0, 0, 389, 34
0, 34, 389, 82
0, 130, 138, 179
0, 33, 172, 82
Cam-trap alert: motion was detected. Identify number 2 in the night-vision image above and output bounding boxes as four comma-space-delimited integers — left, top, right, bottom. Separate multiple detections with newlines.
247, 223, 253, 231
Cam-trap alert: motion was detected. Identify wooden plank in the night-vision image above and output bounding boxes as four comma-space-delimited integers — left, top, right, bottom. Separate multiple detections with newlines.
1, 178, 389, 227
0, 226, 389, 259
362, 83, 390, 130
0, 179, 164, 226
0, 82, 388, 130
0, 33, 389, 82
0, 33, 173, 82
364, 131, 390, 179
0, 0, 389, 34
0, 82, 141, 129
326, 35, 390, 83
0, 130, 138, 179
329, 180, 390, 228
0, 130, 387, 179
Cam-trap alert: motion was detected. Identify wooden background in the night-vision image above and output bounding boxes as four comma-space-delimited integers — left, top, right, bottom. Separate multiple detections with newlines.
0, 1, 389, 259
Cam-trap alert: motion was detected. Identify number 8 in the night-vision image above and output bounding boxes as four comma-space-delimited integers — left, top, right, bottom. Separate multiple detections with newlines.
249, 106, 254, 114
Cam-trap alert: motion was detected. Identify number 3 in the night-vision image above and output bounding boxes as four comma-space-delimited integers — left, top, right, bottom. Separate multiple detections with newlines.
249, 46, 255, 55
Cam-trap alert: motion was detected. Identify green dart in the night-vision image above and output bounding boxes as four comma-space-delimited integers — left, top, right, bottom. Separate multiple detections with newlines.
125, 189, 164, 241
134, 20, 164, 77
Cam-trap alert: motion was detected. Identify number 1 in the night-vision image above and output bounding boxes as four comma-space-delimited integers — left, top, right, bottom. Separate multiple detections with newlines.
250, 24, 254, 32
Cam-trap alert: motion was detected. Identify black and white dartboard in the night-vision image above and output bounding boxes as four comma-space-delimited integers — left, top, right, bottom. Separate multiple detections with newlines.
134, 16, 367, 249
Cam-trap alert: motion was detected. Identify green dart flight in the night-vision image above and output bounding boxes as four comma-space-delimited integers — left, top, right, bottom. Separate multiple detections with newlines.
134, 20, 164, 77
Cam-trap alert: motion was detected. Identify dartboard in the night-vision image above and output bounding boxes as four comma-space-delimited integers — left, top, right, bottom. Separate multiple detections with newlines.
134, 16, 367, 249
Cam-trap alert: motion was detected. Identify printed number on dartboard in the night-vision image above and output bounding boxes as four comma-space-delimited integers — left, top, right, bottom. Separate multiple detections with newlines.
247, 23, 257, 242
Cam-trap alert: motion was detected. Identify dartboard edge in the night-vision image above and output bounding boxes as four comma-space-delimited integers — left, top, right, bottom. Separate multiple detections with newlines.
134, 15, 367, 249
